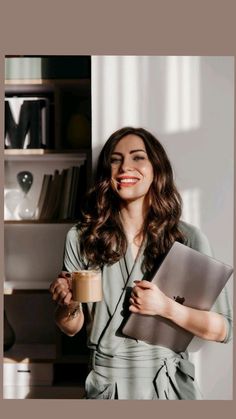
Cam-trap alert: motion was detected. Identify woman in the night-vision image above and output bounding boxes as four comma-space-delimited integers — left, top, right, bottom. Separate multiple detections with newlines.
49, 127, 232, 400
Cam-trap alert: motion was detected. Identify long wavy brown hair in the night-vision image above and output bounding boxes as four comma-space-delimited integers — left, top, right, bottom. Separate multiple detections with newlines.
77, 127, 185, 273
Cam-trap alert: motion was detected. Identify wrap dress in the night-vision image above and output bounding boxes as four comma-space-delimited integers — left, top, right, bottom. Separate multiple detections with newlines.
63, 220, 233, 400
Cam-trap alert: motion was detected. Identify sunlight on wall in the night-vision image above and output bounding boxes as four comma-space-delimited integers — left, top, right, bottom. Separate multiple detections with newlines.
101, 56, 120, 134
180, 188, 202, 229
165, 56, 201, 133
92, 56, 201, 165
92, 55, 141, 160
120, 56, 140, 123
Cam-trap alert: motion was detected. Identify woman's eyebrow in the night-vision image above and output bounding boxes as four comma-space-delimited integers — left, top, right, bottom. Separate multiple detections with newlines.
111, 149, 147, 155
130, 149, 147, 154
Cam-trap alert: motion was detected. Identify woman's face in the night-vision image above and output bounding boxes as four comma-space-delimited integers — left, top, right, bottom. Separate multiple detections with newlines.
110, 134, 154, 203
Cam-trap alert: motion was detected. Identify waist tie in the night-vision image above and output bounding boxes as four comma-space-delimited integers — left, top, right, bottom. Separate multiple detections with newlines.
91, 350, 201, 399
153, 357, 196, 399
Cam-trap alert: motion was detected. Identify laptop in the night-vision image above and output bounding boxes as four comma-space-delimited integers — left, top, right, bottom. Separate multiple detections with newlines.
122, 241, 233, 352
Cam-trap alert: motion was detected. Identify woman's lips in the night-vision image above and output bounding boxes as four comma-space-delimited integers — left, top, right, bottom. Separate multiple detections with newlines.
116, 177, 140, 187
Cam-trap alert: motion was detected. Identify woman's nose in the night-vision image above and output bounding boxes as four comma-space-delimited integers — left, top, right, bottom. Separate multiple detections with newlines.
119, 157, 133, 172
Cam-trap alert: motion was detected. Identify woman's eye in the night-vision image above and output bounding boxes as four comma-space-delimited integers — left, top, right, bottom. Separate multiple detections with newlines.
110, 155, 146, 164
133, 155, 145, 161
110, 158, 122, 164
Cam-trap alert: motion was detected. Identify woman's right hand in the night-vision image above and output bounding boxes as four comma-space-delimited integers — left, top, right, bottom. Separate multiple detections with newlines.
49, 271, 73, 306
49, 272, 84, 336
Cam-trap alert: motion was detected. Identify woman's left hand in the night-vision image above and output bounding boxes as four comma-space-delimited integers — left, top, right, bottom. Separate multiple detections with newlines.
129, 280, 172, 317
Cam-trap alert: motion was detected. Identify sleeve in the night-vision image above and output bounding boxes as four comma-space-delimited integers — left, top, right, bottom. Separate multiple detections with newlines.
62, 225, 87, 272
211, 287, 233, 343
183, 222, 233, 344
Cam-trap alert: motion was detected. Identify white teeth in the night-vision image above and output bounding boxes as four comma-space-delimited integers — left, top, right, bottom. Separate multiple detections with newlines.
119, 178, 138, 183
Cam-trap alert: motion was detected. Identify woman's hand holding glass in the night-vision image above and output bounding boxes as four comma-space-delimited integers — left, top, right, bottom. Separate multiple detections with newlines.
49, 272, 73, 306
49, 272, 84, 335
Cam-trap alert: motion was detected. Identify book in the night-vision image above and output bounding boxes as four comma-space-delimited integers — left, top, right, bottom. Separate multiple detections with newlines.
68, 166, 80, 219
36, 165, 85, 221
43, 170, 61, 219
58, 167, 74, 220
50, 170, 66, 219
36, 174, 52, 219
73, 163, 87, 219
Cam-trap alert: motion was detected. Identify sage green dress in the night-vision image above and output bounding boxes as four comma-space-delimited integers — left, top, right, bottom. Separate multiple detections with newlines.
63, 220, 233, 400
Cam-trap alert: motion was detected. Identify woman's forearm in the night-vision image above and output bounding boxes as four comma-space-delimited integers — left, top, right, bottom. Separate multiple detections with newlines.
130, 281, 228, 343
54, 304, 85, 337
166, 299, 227, 342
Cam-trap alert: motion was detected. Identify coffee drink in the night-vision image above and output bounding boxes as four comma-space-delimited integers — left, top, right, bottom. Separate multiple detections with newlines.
71, 270, 102, 302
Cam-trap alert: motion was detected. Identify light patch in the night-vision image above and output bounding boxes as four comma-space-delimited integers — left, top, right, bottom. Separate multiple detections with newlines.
181, 188, 201, 229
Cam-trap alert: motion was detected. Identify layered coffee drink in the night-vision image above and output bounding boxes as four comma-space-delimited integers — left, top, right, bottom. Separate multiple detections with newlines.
71, 270, 102, 303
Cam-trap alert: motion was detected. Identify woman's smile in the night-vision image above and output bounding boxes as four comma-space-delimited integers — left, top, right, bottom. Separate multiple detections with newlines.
116, 175, 140, 187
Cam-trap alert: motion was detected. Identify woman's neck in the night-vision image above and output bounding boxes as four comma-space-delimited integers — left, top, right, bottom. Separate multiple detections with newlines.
119, 200, 147, 245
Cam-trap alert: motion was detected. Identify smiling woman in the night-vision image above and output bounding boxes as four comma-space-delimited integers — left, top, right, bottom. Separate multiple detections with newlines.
49, 126, 232, 400
83, 127, 185, 270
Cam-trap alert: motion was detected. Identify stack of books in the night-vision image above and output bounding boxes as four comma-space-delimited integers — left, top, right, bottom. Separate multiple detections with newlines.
35, 164, 86, 220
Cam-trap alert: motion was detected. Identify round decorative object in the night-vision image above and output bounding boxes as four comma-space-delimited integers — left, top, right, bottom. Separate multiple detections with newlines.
17, 196, 35, 219
17, 171, 33, 194
16, 171, 35, 219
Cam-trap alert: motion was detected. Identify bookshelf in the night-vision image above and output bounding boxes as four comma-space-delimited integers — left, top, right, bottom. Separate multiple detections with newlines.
4, 56, 91, 399
4, 150, 90, 221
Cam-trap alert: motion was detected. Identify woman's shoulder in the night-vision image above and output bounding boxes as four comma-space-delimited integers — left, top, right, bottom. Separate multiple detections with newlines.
178, 219, 202, 238
64, 224, 87, 270
65, 224, 83, 255
178, 220, 213, 256
66, 224, 79, 242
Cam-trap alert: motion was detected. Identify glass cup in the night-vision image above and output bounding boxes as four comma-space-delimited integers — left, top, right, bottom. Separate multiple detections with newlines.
71, 270, 102, 303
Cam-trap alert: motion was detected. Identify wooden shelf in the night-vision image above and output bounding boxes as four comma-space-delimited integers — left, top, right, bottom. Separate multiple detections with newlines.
5, 148, 90, 155
4, 344, 56, 363
3, 385, 86, 399
5, 79, 48, 85
4, 149, 89, 162
4, 220, 77, 224
5, 78, 91, 86
4, 281, 54, 293
5, 148, 51, 155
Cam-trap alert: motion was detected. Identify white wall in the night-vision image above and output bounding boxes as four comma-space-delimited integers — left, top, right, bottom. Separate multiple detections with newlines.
91, 56, 234, 399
